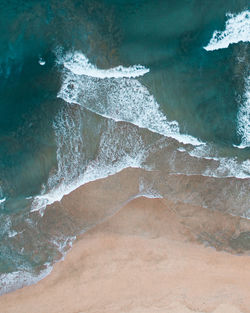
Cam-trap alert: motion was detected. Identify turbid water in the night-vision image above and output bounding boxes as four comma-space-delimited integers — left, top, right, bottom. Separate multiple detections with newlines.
0, 0, 249, 294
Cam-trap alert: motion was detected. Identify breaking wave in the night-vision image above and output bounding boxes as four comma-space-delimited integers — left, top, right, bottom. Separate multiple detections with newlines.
30, 49, 250, 216
61, 51, 150, 78
204, 10, 250, 51
57, 50, 203, 146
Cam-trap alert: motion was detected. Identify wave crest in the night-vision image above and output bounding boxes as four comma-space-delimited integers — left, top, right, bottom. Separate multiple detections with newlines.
57, 50, 203, 146
204, 10, 250, 51
59, 51, 150, 78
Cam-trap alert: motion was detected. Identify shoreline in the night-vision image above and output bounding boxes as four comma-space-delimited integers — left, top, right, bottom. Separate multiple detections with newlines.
0, 168, 250, 312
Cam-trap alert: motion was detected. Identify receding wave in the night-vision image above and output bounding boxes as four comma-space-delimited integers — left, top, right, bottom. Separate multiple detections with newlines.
0, 267, 52, 296
30, 49, 250, 216
31, 108, 149, 214
204, 10, 250, 51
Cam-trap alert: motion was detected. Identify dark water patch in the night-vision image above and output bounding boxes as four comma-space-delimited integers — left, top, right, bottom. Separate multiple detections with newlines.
110, 0, 249, 147
0, 55, 60, 199
230, 232, 250, 252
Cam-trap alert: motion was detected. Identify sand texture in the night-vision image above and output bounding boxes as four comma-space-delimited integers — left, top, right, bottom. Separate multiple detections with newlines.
0, 169, 250, 313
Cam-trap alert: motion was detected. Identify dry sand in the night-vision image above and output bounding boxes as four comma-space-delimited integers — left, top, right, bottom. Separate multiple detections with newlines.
0, 169, 250, 313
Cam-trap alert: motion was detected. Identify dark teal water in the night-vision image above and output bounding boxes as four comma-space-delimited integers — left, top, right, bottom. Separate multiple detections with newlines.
0, 0, 249, 293
115, 0, 249, 145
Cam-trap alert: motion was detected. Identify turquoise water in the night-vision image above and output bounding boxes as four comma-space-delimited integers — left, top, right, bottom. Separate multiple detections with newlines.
0, 0, 249, 293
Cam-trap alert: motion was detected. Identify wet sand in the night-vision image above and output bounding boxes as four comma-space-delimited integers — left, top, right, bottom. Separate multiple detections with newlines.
0, 168, 250, 313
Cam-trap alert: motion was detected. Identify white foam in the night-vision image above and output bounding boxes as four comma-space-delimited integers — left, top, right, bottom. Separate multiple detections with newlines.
236, 75, 250, 148
61, 51, 149, 78
57, 50, 203, 146
8, 230, 20, 238
51, 235, 76, 250
31, 115, 147, 214
0, 215, 22, 238
0, 215, 12, 237
0, 265, 52, 295
31, 49, 250, 215
204, 10, 250, 51
138, 178, 163, 199
31, 105, 85, 213
177, 147, 186, 152
0, 229, 76, 295
0, 198, 6, 204
38, 57, 46, 66
190, 145, 250, 179
0, 185, 5, 205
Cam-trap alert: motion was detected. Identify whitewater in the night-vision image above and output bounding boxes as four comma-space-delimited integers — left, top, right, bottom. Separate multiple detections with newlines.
204, 10, 250, 51
29, 49, 250, 216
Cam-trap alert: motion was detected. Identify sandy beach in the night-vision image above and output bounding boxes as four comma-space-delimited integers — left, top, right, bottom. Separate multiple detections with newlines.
0, 168, 250, 313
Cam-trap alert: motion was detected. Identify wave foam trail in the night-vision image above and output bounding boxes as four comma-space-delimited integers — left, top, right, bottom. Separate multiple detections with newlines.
31, 110, 148, 214
57, 50, 203, 146
31, 105, 86, 213
189, 145, 250, 179
237, 75, 250, 148
0, 186, 5, 205
61, 51, 149, 78
204, 10, 250, 51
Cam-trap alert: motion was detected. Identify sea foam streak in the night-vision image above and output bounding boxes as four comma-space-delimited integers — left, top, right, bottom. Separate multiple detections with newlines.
204, 10, 250, 51
0, 185, 5, 205
58, 50, 203, 146
31, 106, 86, 213
237, 75, 250, 148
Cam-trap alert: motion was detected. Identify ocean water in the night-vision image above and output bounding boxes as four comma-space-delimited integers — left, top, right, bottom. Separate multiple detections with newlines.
0, 0, 249, 293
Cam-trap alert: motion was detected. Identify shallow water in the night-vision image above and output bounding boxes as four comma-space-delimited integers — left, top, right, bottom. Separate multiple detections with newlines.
0, 0, 249, 294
